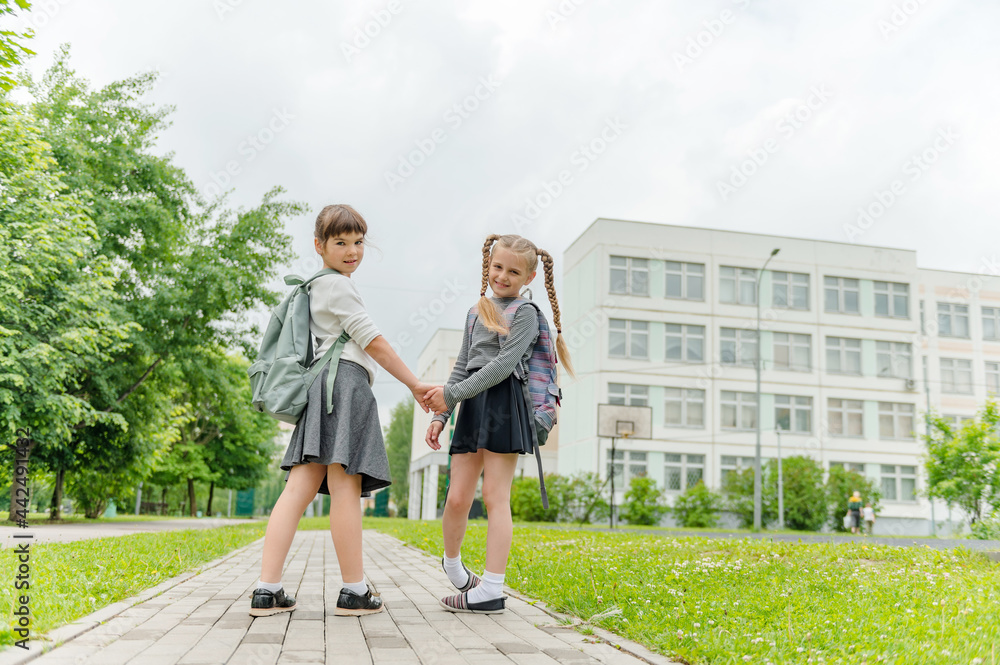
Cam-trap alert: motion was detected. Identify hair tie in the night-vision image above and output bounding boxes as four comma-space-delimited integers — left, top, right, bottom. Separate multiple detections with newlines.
480, 291, 486, 297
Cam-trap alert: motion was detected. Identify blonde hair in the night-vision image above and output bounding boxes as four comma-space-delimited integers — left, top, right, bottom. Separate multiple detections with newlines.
477, 234, 575, 378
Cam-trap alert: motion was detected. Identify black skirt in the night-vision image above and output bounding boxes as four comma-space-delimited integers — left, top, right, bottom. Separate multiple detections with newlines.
449, 369, 534, 456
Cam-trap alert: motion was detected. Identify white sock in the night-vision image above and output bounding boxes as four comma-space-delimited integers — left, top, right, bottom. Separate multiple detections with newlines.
342, 578, 368, 596
443, 555, 469, 588
257, 580, 282, 593
466, 570, 504, 603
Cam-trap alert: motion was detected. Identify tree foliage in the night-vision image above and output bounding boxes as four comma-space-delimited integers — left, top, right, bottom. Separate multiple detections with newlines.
620, 476, 669, 526
669, 480, 722, 528
924, 400, 1000, 524
384, 397, 414, 515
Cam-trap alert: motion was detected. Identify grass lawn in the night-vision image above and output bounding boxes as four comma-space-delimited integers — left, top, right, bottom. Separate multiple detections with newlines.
0, 522, 265, 648
365, 517, 1000, 665
2, 512, 262, 525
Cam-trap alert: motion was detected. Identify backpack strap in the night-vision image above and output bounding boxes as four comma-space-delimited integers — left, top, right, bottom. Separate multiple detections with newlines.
533, 438, 548, 510
294, 267, 351, 414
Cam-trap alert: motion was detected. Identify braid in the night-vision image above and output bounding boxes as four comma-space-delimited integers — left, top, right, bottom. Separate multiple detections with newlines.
537, 248, 575, 378
477, 234, 507, 334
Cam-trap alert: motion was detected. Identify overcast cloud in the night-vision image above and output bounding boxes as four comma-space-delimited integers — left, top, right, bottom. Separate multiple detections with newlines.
13, 0, 1000, 421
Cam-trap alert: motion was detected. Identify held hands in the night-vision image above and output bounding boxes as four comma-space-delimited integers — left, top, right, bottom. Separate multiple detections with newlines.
411, 382, 435, 412
425, 420, 444, 450
422, 386, 448, 414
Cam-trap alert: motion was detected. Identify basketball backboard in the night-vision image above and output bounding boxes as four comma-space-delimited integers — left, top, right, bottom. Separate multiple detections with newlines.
597, 404, 652, 439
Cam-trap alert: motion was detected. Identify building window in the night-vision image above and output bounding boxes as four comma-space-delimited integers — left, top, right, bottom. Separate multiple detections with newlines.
824, 276, 860, 314
721, 327, 758, 367
665, 324, 705, 362
609, 319, 649, 359
775, 395, 812, 433
828, 399, 864, 437
874, 281, 909, 318
608, 383, 649, 406
609, 256, 649, 296
720, 455, 766, 487
937, 303, 970, 338
720, 266, 757, 305
830, 461, 865, 474
664, 453, 705, 492
773, 332, 811, 371
665, 261, 705, 300
983, 307, 1000, 341
876, 341, 912, 379
943, 414, 975, 428
721, 391, 757, 430
826, 336, 862, 374
987, 362, 1000, 394
940, 358, 973, 394
664, 388, 705, 428
880, 464, 917, 502
608, 450, 647, 488
772, 271, 809, 310
878, 402, 915, 439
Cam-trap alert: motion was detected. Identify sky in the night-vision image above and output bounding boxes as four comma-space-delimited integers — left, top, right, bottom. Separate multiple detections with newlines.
12, 0, 1000, 424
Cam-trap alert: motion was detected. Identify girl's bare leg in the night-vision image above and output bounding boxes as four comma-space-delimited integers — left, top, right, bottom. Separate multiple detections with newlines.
260, 463, 327, 583
442, 450, 485, 558
327, 463, 364, 582
481, 451, 520, 573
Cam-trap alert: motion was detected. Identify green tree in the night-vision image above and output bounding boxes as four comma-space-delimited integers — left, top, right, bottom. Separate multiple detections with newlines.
8, 48, 304, 516
620, 476, 668, 526
510, 475, 560, 522
555, 471, 609, 524
769, 456, 827, 532
924, 400, 1000, 525
724, 465, 776, 529
383, 397, 414, 516
826, 465, 882, 532
669, 480, 722, 528
0, 1, 33, 91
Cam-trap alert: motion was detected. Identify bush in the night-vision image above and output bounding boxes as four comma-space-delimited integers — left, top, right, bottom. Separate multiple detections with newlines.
555, 472, 609, 524
669, 480, 722, 528
826, 466, 882, 533
725, 456, 828, 531
620, 476, 669, 526
724, 465, 775, 529
970, 513, 1000, 540
510, 475, 559, 522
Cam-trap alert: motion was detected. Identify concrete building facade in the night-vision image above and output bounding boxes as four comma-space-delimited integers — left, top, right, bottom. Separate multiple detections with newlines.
556, 218, 1000, 535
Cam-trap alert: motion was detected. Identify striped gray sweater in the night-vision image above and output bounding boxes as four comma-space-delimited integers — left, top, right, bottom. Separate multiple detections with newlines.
430, 296, 539, 426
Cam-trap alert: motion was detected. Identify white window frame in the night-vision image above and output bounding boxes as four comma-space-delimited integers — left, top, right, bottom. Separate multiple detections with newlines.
774, 395, 813, 434
665, 324, 705, 363
983, 307, 1000, 341
608, 450, 648, 488
876, 341, 912, 379
880, 464, 917, 502
609, 256, 649, 296
664, 453, 706, 492
878, 402, 915, 440
773, 332, 811, 372
987, 361, 1000, 394
720, 266, 758, 305
664, 261, 705, 301
828, 398, 864, 437
874, 281, 910, 319
826, 336, 862, 375
940, 358, 973, 394
772, 271, 810, 310
664, 387, 705, 428
609, 319, 649, 359
608, 383, 649, 407
937, 303, 970, 338
721, 327, 758, 367
721, 390, 757, 430
824, 276, 860, 314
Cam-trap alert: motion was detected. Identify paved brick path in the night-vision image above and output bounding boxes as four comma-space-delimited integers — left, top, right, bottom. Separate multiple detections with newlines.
1, 530, 677, 665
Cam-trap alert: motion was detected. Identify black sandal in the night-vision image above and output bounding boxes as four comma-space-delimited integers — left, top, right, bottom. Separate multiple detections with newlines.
334, 584, 384, 616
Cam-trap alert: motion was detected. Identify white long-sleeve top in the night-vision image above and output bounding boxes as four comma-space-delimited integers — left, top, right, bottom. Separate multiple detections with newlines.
308, 272, 382, 386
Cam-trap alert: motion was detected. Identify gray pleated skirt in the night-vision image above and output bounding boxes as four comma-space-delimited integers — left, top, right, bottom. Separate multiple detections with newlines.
280, 358, 390, 496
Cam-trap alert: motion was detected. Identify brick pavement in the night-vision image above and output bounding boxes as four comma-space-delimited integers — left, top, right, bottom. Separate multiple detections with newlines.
0, 530, 678, 665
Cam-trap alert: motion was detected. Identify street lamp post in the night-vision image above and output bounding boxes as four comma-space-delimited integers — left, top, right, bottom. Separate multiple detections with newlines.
776, 427, 784, 530
753, 248, 780, 531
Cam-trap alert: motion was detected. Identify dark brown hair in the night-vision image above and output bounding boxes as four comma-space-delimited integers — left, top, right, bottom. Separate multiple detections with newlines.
314, 204, 368, 247
478, 234, 575, 378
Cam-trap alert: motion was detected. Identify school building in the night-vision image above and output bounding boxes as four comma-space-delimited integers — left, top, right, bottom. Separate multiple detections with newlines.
556, 218, 1000, 535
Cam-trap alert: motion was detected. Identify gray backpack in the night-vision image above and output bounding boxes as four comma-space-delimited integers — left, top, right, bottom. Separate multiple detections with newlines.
248, 268, 352, 424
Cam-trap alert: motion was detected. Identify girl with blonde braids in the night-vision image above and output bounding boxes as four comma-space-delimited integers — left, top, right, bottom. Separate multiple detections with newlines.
423, 234, 574, 614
